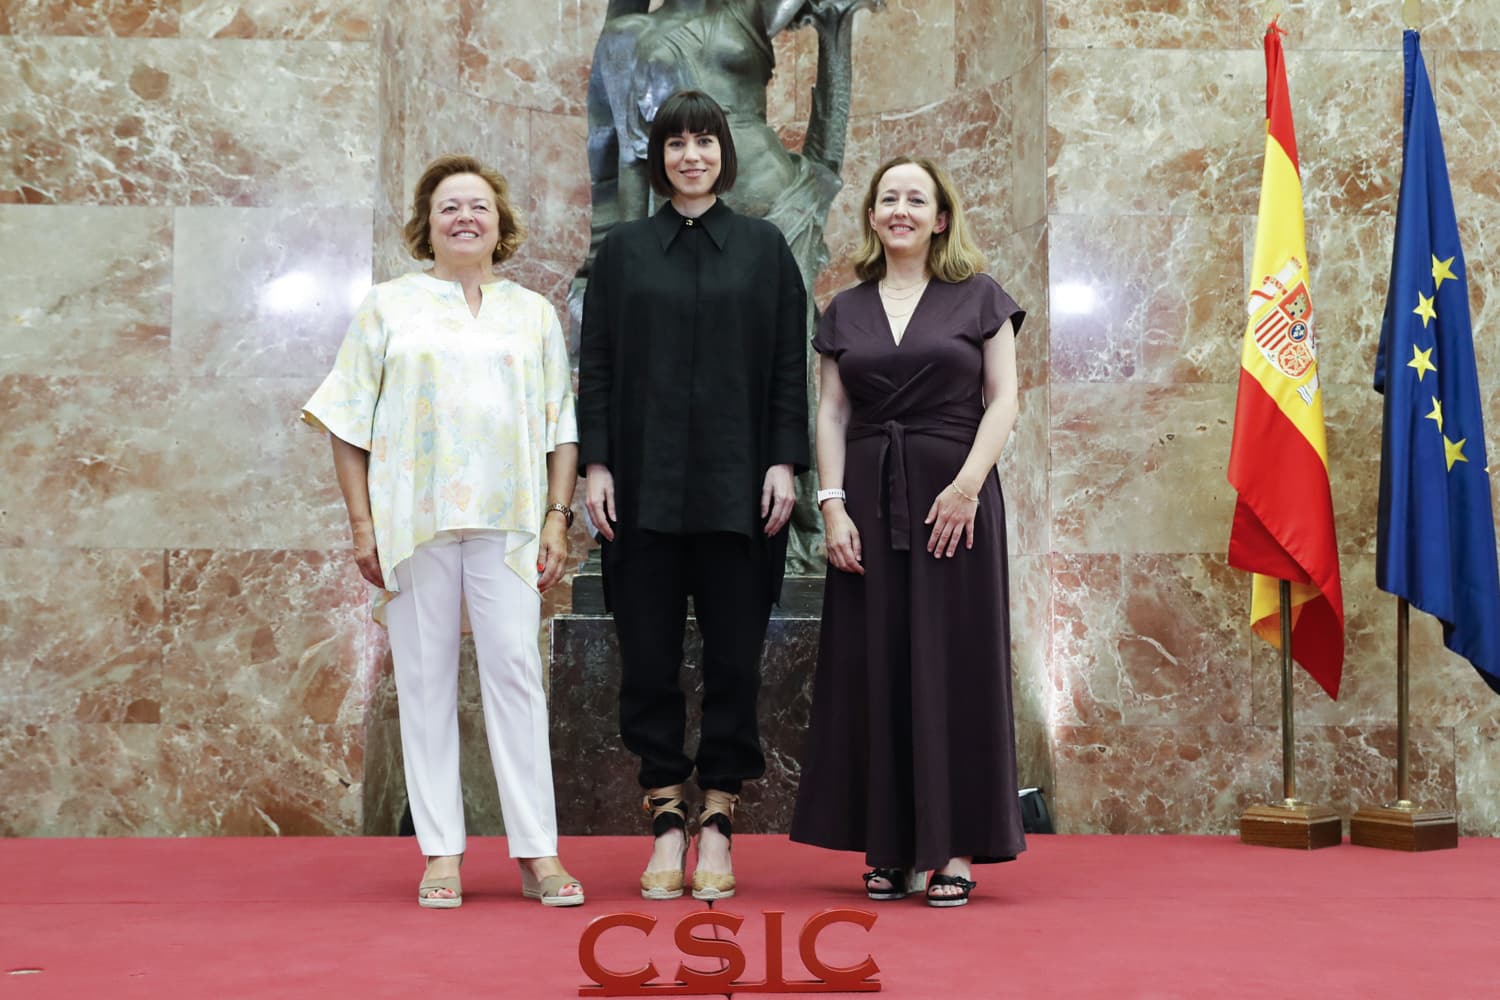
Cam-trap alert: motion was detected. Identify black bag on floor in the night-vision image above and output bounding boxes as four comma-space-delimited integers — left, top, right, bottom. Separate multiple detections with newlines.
1019, 787, 1054, 834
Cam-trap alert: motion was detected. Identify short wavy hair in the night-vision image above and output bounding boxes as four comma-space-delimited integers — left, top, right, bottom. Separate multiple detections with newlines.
646, 90, 739, 199
851, 156, 988, 284
402, 154, 525, 266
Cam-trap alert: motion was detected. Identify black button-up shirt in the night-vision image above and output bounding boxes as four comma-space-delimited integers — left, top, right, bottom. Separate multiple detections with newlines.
578, 199, 810, 539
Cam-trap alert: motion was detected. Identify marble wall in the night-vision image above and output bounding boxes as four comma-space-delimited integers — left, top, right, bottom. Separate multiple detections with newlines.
3, 0, 1497, 839
1, 0, 380, 835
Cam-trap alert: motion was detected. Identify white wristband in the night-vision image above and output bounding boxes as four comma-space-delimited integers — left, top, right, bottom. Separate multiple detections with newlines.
816, 488, 847, 508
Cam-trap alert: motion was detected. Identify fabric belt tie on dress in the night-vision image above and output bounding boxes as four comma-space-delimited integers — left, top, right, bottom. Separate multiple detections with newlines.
848, 416, 981, 552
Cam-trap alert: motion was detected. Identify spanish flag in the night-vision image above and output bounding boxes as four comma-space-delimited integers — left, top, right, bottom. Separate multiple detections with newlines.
1227, 20, 1345, 699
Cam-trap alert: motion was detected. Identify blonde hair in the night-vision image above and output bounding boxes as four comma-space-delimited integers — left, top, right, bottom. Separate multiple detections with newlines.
402, 154, 525, 266
851, 156, 987, 283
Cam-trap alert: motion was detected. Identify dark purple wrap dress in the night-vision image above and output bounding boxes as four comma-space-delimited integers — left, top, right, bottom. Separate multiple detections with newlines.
790, 273, 1027, 872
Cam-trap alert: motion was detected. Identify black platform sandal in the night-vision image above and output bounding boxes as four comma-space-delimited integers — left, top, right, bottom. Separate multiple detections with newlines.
925, 873, 976, 908
862, 867, 915, 901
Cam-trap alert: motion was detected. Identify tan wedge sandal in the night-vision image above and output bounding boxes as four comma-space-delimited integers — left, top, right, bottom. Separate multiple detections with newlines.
690, 789, 738, 901
520, 861, 585, 907
417, 854, 463, 909
640, 784, 689, 900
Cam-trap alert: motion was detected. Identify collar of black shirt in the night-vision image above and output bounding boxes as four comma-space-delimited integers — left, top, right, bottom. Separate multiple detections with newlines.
651, 198, 732, 252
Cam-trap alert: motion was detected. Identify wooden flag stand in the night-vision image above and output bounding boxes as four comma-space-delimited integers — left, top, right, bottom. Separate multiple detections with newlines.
1349, 599, 1458, 851
1240, 581, 1343, 849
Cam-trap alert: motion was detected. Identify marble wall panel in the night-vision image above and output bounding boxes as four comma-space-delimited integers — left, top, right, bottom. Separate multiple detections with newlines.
849, 0, 954, 116
0, 38, 376, 206
1000, 221, 1048, 393
1005, 383, 1048, 559
0, 549, 163, 725
1050, 214, 1245, 384
158, 721, 363, 834
1050, 723, 1453, 834
0, 723, 165, 836
1010, 50, 1047, 232
1, 0, 179, 37
0, 375, 347, 549
1050, 554, 1125, 728
1048, 0, 1259, 50
1014, 718, 1053, 795
879, 81, 1013, 253
525, 109, 592, 275
179, 0, 375, 40
171, 206, 373, 376
1061, 550, 1267, 739
1457, 721, 1500, 835
1048, 49, 1262, 218
0, 206, 173, 376
1010, 553, 1051, 728
1050, 383, 1238, 554
1285, 52, 1400, 219
457, 0, 607, 116
1051, 723, 1273, 834
1304, 212, 1396, 388
1438, 52, 1500, 225
161, 549, 371, 729
956, 0, 1042, 89
1268, 0, 1492, 53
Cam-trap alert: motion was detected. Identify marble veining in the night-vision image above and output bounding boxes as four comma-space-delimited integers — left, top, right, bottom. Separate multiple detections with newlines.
0, 206, 173, 376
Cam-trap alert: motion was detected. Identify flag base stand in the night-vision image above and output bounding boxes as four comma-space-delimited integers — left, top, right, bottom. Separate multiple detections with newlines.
1349, 803, 1457, 852
1239, 801, 1342, 849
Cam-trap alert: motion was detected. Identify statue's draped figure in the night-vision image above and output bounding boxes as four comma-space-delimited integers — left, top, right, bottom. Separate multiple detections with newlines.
575, 0, 876, 572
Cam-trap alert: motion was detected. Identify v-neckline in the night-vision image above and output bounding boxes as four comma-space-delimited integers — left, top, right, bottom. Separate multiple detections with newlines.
876, 278, 931, 348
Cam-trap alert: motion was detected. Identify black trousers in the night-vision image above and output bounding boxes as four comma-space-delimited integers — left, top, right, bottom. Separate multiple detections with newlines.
608, 529, 771, 793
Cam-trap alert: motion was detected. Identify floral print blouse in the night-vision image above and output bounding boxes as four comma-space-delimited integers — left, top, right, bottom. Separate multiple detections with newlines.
303, 271, 577, 622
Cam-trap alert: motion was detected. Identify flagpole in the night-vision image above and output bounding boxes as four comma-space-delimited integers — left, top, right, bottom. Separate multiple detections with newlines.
1239, 578, 1342, 848
1396, 598, 1411, 806
1279, 580, 1297, 805
1349, 598, 1458, 850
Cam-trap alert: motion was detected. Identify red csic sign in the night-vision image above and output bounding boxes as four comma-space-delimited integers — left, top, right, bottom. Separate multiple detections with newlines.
578, 907, 880, 995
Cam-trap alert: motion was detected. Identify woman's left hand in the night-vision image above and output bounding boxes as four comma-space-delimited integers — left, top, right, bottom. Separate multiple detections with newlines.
537, 512, 570, 591
761, 463, 796, 536
924, 481, 980, 558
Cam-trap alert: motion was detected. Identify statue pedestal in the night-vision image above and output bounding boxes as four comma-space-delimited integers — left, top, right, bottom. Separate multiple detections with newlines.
548, 575, 822, 834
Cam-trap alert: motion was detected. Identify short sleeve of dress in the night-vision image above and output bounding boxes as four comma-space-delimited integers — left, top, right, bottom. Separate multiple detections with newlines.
543, 300, 578, 450
811, 293, 840, 356
979, 274, 1026, 340
302, 288, 385, 449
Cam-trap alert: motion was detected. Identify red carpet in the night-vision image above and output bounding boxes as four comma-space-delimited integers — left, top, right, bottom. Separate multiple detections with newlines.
2, 834, 1493, 998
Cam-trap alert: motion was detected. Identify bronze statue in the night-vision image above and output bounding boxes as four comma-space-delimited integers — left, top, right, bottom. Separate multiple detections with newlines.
573, 0, 880, 573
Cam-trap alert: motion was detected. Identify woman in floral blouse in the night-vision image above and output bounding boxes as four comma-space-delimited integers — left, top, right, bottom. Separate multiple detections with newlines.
303, 155, 583, 909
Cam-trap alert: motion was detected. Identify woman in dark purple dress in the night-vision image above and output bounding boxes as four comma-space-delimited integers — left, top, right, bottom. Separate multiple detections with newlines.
790, 156, 1026, 907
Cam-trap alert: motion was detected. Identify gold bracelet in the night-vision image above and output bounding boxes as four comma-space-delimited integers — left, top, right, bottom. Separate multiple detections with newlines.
948, 482, 980, 504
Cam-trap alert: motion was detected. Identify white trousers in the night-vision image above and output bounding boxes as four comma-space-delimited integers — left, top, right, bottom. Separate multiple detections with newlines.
386, 531, 558, 858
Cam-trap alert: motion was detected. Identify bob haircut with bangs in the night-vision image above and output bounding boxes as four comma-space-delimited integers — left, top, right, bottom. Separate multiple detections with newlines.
851, 155, 988, 284
646, 90, 739, 199
402, 154, 525, 267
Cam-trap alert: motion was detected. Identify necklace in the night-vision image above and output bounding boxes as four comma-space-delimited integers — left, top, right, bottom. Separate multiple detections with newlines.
882, 300, 921, 320
879, 277, 929, 300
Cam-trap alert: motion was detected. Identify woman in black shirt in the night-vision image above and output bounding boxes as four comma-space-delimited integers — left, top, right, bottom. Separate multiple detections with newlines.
578, 90, 809, 901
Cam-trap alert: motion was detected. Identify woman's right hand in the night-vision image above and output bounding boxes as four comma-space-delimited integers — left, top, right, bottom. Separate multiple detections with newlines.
584, 464, 617, 542
350, 522, 385, 588
822, 502, 864, 575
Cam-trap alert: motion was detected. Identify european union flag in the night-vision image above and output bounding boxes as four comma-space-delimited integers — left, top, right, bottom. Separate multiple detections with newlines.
1374, 31, 1500, 694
